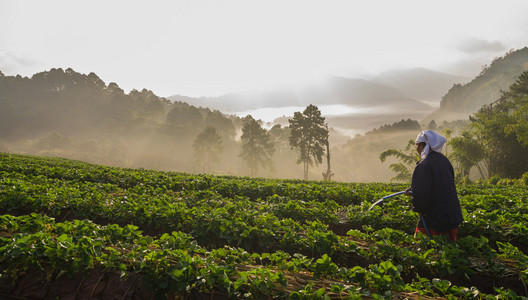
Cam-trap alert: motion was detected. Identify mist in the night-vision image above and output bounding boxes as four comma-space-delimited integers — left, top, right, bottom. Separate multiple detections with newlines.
1, 120, 419, 183
0, 64, 477, 183
3, 43, 527, 183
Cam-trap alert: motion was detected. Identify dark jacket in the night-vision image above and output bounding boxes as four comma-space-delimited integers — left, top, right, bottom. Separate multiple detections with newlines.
411, 151, 463, 232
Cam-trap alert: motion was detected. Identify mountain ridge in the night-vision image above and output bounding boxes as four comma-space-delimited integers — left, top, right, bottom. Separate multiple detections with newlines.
169, 69, 466, 135
423, 47, 528, 123
169, 71, 462, 112
372, 67, 470, 101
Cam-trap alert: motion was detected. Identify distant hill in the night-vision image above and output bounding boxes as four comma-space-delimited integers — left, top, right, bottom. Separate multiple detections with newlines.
170, 75, 431, 111
0, 68, 170, 139
372, 68, 470, 104
0, 68, 245, 173
423, 47, 528, 123
4, 46, 527, 183
170, 75, 439, 135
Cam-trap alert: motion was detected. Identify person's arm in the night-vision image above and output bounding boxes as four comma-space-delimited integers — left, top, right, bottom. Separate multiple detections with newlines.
404, 186, 412, 196
411, 163, 433, 213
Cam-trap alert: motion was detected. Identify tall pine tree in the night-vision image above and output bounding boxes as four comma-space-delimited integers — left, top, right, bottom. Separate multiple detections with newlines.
288, 105, 328, 180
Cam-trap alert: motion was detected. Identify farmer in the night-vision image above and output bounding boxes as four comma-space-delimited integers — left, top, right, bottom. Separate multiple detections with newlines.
405, 130, 463, 242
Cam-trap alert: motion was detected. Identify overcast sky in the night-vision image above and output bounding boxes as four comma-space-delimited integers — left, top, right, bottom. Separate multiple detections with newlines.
1, 0, 528, 98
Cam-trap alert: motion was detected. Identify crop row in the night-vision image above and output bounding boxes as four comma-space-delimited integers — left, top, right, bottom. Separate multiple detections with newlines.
1, 213, 515, 299
0, 153, 406, 205
3, 153, 527, 248
1, 153, 528, 298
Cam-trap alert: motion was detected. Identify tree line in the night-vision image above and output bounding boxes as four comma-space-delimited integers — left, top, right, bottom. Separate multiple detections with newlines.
4, 66, 526, 182
192, 104, 331, 180
0, 68, 332, 180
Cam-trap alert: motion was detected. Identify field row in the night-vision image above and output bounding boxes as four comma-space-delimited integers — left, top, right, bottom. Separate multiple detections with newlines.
1, 153, 527, 298
0, 213, 513, 299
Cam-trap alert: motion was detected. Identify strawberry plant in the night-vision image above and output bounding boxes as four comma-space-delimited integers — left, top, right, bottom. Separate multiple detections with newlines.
1, 153, 527, 298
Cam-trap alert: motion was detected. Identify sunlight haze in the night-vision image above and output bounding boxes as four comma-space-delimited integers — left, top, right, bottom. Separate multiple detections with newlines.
2, 0, 528, 97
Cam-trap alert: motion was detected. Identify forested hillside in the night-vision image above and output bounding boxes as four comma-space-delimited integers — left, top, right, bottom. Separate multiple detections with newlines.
424, 47, 528, 123
0, 67, 425, 182
0, 68, 170, 139
0, 68, 251, 174
1, 47, 527, 183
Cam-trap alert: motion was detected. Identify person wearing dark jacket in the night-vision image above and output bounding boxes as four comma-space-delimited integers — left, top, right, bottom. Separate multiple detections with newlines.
405, 130, 463, 241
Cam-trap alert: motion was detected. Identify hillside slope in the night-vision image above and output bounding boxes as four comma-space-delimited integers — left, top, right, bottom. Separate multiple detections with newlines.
423, 47, 528, 123
372, 67, 469, 103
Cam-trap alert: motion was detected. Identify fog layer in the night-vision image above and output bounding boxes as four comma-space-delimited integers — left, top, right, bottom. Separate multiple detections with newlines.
2, 48, 527, 182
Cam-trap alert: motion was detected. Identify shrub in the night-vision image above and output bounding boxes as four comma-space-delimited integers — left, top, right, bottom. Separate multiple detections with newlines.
521, 172, 528, 186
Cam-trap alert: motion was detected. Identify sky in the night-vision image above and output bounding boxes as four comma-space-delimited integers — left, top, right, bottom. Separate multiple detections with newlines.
1, 0, 528, 98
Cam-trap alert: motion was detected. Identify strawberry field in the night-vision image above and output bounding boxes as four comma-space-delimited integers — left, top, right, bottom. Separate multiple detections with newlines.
1, 153, 527, 299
